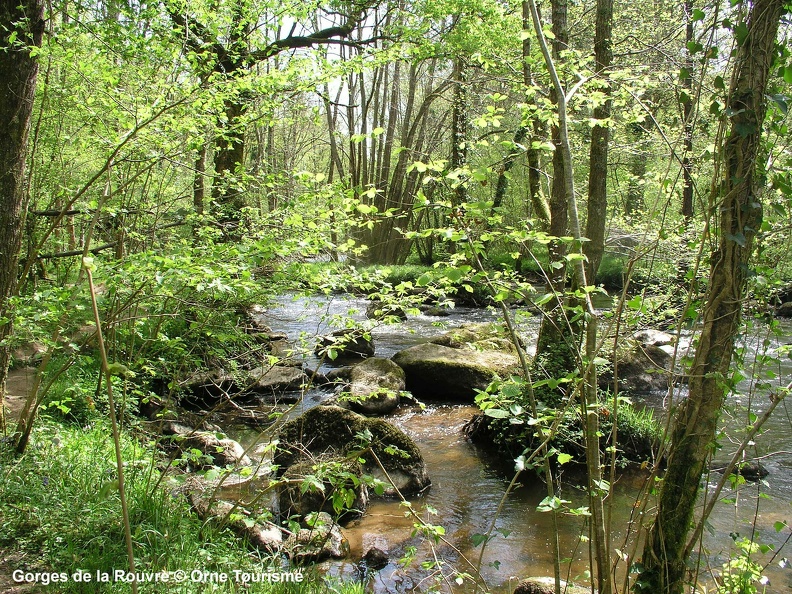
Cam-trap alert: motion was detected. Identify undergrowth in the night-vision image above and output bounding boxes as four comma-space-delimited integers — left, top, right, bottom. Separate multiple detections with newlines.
0, 422, 362, 593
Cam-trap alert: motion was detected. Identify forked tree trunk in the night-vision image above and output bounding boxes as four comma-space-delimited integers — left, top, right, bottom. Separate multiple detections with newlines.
638, 1, 785, 591
0, 0, 45, 434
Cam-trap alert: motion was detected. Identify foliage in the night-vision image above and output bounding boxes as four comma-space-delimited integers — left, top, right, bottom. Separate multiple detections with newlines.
473, 377, 662, 467
0, 423, 363, 593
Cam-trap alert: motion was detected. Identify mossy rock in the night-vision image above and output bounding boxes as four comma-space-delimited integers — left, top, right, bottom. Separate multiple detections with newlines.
429, 322, 518, 353
279, 457, 368, 521
513, 577, 590, 594
274, 406, 430, 497
342, 357, 405, 415
466, 400, 661, 468
393, 341, 520, 401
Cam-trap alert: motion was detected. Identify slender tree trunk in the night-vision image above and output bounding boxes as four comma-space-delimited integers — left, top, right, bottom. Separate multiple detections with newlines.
681, 0, 695, 223
626, 122, 648, 216
0, 0, 45, 434
451, 58, 468, 207
583, 0, 613, 283
535, 0, 571, 366
638, 2, 785, 592
193, 142, 207, 216
522, 2, 549, 234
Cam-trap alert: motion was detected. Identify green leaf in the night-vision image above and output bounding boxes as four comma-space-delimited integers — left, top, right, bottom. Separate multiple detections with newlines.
775, 521, 787, 532
557, 452, 573, 465
734, 22, 749, 45
784, 66, 792, 85
484, 408, 510, 419
444, 267, 465, 283
416, 273, 432, 287
686, 41, 703, 54
769, 94, 789, 115
471, 533, 489, 547
692, 8, 705, 21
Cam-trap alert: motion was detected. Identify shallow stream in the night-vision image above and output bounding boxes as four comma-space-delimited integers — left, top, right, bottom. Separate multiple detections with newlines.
248, 294, 792, 593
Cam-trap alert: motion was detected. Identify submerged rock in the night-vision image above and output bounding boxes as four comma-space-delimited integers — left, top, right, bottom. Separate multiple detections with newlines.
361, 546, 389, 570
341, 357, 405, 415
274, 405, 430, 498
715, 460, 769, 481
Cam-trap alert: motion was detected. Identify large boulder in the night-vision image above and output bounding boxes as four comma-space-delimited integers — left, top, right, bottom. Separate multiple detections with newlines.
274, 406, 430, 497
248, 365, 307, 394
429, 323, 520, 353
392, 340, 520, 401
341, 357, 405, 415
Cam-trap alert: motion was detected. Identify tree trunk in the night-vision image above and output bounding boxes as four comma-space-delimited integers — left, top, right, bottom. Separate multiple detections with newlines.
535, 0, 571, 368
450, 58, 468, 207
583, 0, 613, 284
0, 0, 45, 434
638, 1, 785, 591
681, 0, 695, 223
212, 98, 247, 234
193, 142, 207, 216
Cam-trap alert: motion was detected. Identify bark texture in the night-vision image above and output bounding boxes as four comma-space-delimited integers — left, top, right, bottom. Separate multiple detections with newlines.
583, 0, 612, 283
0, 0, 45, 432
535, 0, 570, 362
638, 1, 785, 591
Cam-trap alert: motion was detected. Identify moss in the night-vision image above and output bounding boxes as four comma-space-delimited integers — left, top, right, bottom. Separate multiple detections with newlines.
273, 406, 430, 496
467, 398, 662, 469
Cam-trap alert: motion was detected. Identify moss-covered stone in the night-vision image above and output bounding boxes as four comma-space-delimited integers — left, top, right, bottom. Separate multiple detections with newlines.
274, 406, 429, 497
466, 399, 661, 469
279, 457, 368, 520
392, 342, 520, 401
513, 577, 590, 594
342, 357, 404, 415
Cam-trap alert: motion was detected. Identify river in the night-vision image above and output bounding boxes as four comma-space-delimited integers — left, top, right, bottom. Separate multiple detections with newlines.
248, 294, 792, 593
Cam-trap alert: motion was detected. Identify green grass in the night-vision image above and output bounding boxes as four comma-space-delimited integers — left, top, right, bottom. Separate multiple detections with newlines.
0, 422, 364, 593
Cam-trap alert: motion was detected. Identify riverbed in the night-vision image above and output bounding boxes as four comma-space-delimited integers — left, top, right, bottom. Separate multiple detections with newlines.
252, 294, 792, 593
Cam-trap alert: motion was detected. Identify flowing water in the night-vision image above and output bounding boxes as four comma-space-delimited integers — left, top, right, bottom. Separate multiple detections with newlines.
249, 294, 792, 592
